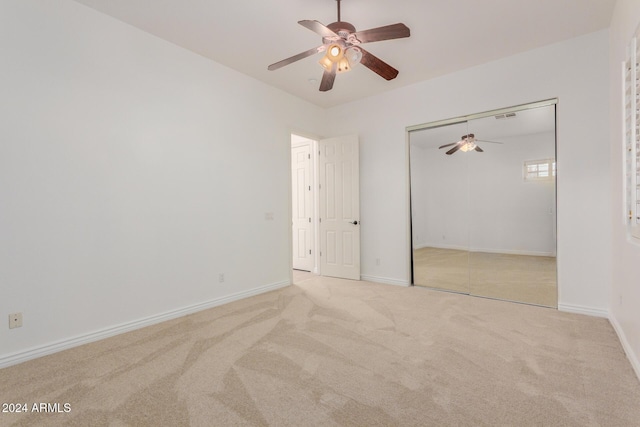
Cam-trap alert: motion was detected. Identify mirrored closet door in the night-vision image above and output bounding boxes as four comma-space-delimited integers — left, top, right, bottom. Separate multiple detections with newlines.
409, 102, 557, 307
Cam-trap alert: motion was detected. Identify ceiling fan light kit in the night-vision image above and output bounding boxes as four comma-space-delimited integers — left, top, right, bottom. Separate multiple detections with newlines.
318, 43, 348, 72
268, 0, 410, 91
345, 46, 362, 66
326, 44, 343, 62
459, 141, 477, 152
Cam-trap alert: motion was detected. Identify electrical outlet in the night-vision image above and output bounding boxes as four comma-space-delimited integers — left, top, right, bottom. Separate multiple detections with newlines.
219, 273, 225, 283
9, 312, 22, 329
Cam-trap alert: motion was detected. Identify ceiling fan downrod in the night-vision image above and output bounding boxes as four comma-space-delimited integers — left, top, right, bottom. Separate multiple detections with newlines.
336, 0, 341, 22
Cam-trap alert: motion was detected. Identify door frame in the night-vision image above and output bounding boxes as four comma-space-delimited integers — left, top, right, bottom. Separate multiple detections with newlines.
289, 133, 320, 277
289, 132, 361, 282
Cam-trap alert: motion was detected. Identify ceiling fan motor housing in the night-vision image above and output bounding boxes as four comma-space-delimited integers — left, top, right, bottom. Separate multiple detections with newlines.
328, 21, 356, 33
325, 22, 358, 44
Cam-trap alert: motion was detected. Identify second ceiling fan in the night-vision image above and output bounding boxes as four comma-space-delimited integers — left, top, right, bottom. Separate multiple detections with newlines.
439, 134, 503, 155
268, 0, 410, 91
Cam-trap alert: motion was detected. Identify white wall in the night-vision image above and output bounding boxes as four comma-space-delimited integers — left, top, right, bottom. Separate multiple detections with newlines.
0, 0, 324, 365
412, 132, 556, 255
608, 0, 640, 379
326, 30, 611, 315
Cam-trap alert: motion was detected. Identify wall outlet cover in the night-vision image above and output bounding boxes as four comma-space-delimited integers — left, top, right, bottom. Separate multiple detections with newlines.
9, 312, 23, 329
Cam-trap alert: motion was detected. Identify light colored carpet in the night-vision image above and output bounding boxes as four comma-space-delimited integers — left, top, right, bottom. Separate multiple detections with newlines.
1, 275, 638, 426
413, 247, 470, 294
414, 247, 558, 307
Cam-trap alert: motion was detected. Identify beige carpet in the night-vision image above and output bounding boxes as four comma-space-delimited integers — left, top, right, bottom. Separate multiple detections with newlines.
1, 275, 639, 426
414, 247, 558, 307
413, 247, 470, 294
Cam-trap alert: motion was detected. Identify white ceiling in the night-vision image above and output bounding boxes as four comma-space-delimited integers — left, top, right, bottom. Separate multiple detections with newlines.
71, 0, 616, 109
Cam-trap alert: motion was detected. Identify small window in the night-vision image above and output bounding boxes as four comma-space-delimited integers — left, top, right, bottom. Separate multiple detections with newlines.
524, 159, 556, 181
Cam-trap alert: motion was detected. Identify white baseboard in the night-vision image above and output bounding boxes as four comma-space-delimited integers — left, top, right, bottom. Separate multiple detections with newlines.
415, 243, 468, 251
416, 243, 555, 257
609, 314, 640, 382
558, 303, 609, 318
0, 280, 291, 369
361, 275, 410, 287
471, 247, 556, 257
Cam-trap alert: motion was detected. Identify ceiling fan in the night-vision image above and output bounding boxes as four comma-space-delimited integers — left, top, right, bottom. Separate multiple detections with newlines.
267, 0, 410, 92
439, 134, 503, 155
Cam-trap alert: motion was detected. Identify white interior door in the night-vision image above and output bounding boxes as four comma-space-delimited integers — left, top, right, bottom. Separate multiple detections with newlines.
319, 135, 360, 280
291, 142, 314, 271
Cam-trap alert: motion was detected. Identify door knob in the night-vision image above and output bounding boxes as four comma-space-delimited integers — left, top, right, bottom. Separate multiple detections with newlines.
350, 220, 359, 225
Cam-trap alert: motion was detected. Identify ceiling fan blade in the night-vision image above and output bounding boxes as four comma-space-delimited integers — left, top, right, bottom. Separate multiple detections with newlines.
268, 46, 326, 71
439, 141, 461, 149
476, 139, 503, 144
474, 146, 484, 152
298, 20, 339, 38
353, 23, 410, 44
446, 145, 462, 155
319, 66, 336, 92
359, 48, 399, 80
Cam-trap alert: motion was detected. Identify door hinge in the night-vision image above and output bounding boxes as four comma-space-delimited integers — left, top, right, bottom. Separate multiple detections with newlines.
319, 218, 322, 223
308, 154, 311, 159
320, 251, 322, 257
308, 217, 311, 223
309, 249, 312, 255
309, 185, 311, 191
